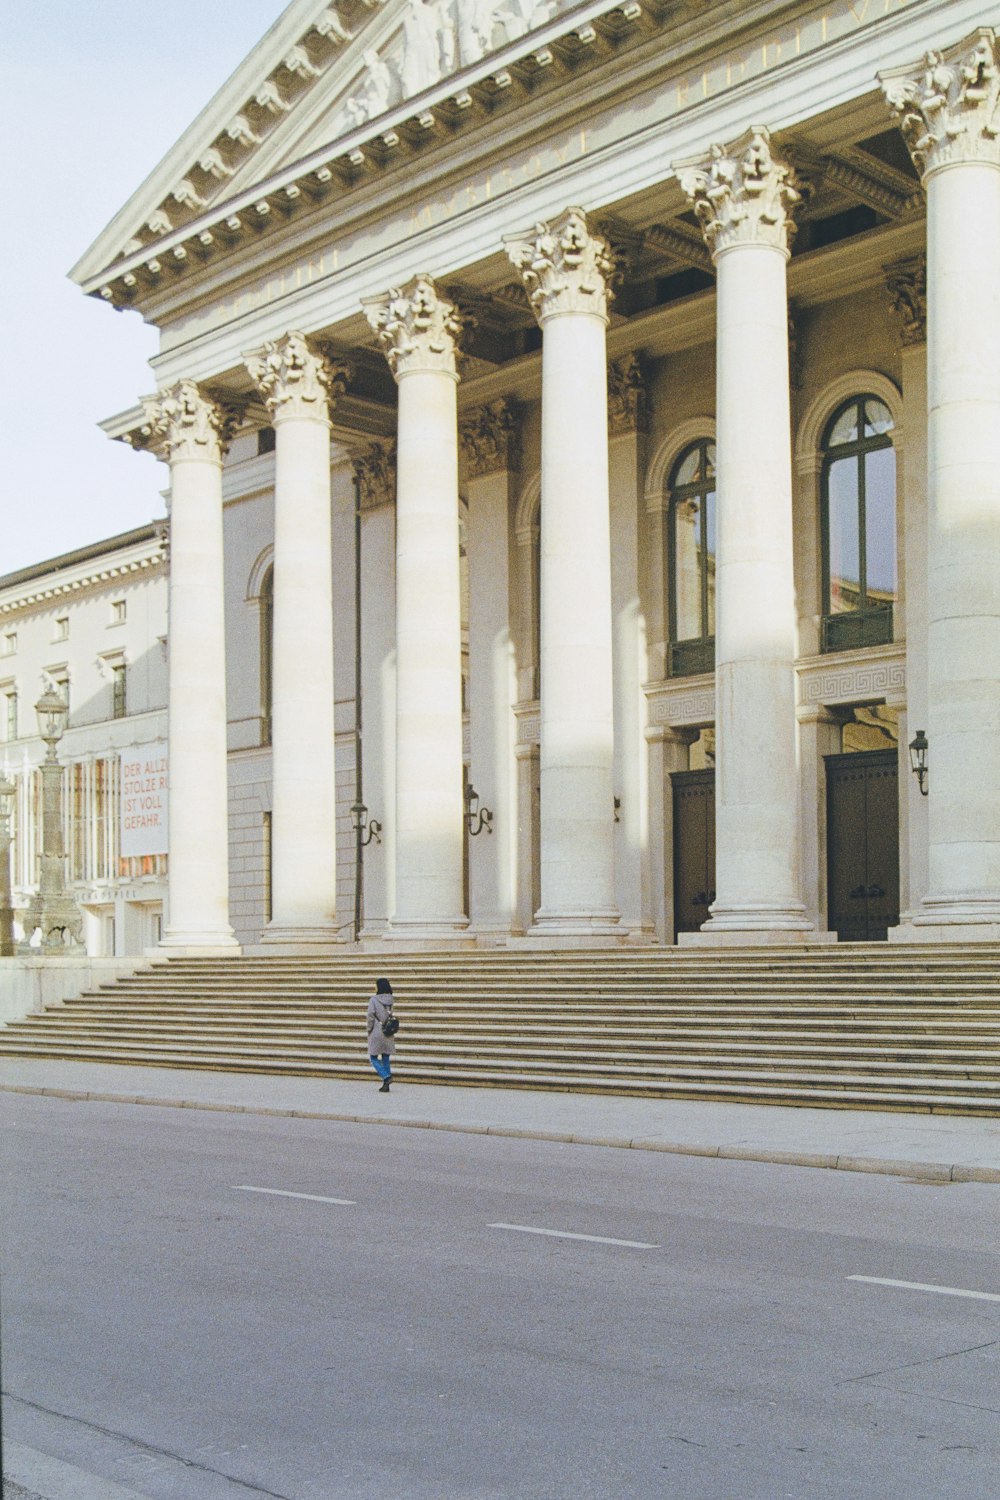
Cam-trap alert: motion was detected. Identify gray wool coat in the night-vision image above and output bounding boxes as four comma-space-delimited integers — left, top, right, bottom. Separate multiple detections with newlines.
367, 994, 396, 1056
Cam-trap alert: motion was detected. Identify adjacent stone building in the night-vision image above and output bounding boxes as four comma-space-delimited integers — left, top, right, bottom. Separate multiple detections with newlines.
0, 526, 169, 953
69, 0, 1000, 951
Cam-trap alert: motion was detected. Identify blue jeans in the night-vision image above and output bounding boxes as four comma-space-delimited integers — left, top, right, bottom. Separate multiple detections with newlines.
370, 1053, 391, 1080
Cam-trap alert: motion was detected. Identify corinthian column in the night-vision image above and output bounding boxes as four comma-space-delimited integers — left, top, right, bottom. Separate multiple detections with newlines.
505, 208, 620, 933
363, 276, 469, 938
678, 129, 815, 940
127, 381, 239, 951
246, 332, 347, 944
881, 30, 1000, 938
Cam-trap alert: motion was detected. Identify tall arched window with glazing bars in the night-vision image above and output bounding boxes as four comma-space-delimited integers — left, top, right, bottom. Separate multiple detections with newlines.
821, 396, 896, 651
667, 438, 716, 677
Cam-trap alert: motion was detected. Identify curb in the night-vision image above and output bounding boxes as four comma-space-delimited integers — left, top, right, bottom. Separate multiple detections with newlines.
2, 1443, 157, 1500
4, 1081, 999, 1183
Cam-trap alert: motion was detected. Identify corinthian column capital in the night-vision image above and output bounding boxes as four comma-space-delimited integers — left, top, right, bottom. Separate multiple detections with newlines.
504, 207, 616, 324
245, 331, 348, 422
879, 29, 1000, 178
126, 380, 240, 465
363, 275, 462, 379
677, 128, 809, 259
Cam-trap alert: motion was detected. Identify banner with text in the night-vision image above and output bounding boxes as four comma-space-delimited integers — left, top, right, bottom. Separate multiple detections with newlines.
120, 742, 169, 857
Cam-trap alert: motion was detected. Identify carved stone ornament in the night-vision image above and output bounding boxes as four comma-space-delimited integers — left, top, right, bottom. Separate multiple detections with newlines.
460, 401, 519, 477
245, 331, 348, 421
505, 207, 617, 323
884, 254, 927, 346
607, 354, 646, 435
879, 29, 1000, 178
677, 127, 809, 258
363, 275, 463, 378
125, 380, 240, 465
353, 441, 397, 510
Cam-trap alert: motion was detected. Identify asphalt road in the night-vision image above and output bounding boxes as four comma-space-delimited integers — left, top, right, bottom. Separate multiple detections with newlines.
1, 1092, 998, 1500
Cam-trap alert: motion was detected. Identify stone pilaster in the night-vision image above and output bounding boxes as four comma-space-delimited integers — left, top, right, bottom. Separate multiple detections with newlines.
884, 256, 929, 936
126, 381, 239, 951
881, 31, 1000, 938
245, 332, 347, 945
677, 128, 816, 941
461, 401, 520, 939
505, 209, 621, 934
364, 276, 469, 939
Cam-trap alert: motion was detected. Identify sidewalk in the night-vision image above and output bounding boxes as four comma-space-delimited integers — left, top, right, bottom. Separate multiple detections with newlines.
2, 1056, 998, 1181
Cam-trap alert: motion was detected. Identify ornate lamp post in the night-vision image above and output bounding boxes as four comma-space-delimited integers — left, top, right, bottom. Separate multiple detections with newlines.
0, 773, 15, 957
21, 688, 84, 953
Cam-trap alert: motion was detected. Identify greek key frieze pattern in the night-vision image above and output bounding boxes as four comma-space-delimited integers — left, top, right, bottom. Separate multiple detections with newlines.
799, 654, 906, 707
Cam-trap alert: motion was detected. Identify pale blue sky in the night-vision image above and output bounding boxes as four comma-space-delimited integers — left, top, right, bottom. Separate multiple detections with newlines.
1, 0, 288, 575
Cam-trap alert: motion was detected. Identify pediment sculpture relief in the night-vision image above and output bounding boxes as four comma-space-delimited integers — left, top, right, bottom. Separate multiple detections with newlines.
336, 0, 571, 133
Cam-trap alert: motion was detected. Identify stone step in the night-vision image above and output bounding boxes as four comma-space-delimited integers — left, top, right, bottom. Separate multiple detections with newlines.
0, 1039, 995, 1112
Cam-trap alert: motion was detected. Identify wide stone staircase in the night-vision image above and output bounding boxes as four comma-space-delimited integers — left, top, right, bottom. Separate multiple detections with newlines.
0, 947, 998, 1115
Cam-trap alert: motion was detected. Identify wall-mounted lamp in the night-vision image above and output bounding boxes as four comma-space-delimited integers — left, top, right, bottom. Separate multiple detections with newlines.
908, 728, 928, 796
613, 796, 621, 824
465, 783, 493, 837
351, 800, 382, 846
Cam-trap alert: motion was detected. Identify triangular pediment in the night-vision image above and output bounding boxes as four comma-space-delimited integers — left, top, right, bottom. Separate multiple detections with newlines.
72, 0, 585, 288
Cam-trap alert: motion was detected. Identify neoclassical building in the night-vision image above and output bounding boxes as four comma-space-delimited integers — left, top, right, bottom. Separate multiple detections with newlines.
72, 0, 1000, 951
0, 526, 169, 953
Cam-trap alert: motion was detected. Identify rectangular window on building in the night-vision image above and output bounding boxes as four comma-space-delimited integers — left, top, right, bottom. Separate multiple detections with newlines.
54, 676, 70, 715
2, 632, 16, 657
54, 616, 69, 641
4, 691, 16, 742
112, 663, 126, 719
257, 426, 276, 455
111, 600, 126, 624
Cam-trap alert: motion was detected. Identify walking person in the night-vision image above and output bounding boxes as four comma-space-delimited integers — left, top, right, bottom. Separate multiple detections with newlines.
367, 977, 397, 1092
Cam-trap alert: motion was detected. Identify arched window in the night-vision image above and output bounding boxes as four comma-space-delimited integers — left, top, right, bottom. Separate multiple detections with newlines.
667, 439, 716, 677
821, 396, 896, 651
260, 565, 273, 744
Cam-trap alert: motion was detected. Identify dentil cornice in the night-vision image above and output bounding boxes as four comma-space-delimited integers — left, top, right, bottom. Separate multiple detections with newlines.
879, 29, 1000, 179
505, 207, 616, 323
460, 400, 519, 478
676, 127, 809, 259
124, 380, 241, 464
244, 330, 349, 421
363, 274, 462, 378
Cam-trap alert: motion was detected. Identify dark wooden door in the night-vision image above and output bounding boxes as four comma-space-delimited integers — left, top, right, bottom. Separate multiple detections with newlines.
826, 750, 899, 941
672, 769, 715, 940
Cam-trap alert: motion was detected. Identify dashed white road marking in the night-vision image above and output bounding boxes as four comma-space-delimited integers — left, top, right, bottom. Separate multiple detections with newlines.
488, 1221, 658, 1249
848, 1276, 1000, 1304
233, 1185, 356, 1206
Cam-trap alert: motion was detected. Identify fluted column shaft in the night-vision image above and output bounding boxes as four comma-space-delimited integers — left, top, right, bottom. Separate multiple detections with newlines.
246, 333, 346, 942
365, 277, 468, 935
507, 208, 620, 931
679, 130, 813, 938
883, 30, 1000, 935
132, 382, 238, 950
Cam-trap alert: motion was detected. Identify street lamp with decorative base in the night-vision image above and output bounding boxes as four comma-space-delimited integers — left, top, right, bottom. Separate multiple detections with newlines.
20, 688, 85, 953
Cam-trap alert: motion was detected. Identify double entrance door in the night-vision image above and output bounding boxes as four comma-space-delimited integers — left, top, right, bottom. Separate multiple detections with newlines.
825, 749, 899, 942
671, 749, 899, 942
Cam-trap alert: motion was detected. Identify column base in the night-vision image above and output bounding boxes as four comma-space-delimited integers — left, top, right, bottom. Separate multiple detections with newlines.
259, 922, 344, 949
380, 915, 474, 951
906, 892, 1000, 942
530, 906, 621, 937
679, 928, 836, 947
679, 902, 829, 946
158, 929, 241, 956
894, 893, 1000, 944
